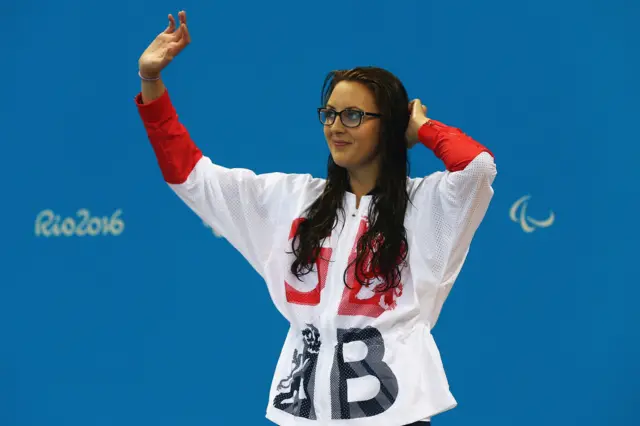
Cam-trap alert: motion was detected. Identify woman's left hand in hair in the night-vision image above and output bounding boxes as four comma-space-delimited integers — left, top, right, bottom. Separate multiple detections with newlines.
406, 99, 431, 148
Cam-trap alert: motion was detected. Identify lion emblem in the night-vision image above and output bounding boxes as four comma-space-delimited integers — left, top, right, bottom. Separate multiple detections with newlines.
273, 324, 321, 419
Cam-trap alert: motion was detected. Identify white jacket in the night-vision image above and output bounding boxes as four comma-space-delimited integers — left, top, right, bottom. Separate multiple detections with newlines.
136, 90, 497, 426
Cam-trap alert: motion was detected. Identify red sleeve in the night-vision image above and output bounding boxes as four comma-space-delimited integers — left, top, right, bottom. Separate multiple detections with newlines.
135, 90, 203, 184
417, 119, 493, 172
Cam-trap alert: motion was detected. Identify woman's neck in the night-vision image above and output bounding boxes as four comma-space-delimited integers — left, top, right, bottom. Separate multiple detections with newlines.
348, 163, 380, 208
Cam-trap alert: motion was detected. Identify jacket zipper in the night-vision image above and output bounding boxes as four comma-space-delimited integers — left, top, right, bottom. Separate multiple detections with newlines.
315, 200, 364, 421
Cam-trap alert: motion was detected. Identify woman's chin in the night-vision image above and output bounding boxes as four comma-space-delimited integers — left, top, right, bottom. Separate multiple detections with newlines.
330, 153, 352, 169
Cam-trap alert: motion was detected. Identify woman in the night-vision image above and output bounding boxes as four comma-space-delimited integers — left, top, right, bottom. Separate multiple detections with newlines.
135, 11, 496, 426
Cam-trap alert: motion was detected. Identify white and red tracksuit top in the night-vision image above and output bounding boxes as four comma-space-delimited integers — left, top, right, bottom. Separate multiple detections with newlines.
135, 89, 497, 426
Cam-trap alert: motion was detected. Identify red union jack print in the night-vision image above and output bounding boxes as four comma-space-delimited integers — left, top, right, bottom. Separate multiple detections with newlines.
284, 218, 333, 306
338, 219, 405, 318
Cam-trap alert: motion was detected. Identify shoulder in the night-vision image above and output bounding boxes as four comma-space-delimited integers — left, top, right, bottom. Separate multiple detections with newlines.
405, 152, 496, 197
256, 172, 327, 220
403, 171, 450, 227
211, 163, 326, 195
405, 171, 445, 199
259, 171, 326, 196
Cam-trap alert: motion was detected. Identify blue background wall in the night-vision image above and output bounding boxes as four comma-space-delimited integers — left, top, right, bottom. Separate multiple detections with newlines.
3, 0, 639, 424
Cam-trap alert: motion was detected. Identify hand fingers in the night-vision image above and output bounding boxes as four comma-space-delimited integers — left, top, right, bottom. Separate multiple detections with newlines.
171, 27, 188, 48
409, 99, 422, 113
167, 11, 190, 44
169, 24, 191, 52
408, 99, 427, 118
172, 22, 190, 47
164, 11, 187, 34
164, 14, 176, 33
182, 22, 191, 44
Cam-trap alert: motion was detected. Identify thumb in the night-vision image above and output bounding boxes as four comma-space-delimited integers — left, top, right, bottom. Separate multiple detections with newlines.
415, 99, 428, 117
408, 99, 418, 113
411, 99, 423, 116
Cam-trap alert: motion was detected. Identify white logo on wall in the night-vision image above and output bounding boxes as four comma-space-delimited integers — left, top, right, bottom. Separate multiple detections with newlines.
509, 195, 554, 233
35, 209, 125, 237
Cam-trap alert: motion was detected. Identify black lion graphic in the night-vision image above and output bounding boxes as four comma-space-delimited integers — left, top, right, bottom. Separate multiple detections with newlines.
273, 324, 321, 419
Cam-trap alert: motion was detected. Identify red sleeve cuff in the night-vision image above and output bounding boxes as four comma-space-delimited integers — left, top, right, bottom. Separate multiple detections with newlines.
417, 119, 449, 151
417, 119, 493, 172
134, 90, 176, 124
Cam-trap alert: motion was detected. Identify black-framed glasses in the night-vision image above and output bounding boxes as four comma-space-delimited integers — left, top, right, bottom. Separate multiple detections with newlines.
317, 107, 382, 128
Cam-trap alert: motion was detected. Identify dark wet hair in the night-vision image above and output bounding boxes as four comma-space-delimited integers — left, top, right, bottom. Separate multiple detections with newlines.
289, 66, 411, 292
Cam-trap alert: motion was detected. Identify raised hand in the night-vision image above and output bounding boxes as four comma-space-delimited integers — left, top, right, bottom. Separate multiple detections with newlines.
138, 11, 191, 79
406, 99, 430, 148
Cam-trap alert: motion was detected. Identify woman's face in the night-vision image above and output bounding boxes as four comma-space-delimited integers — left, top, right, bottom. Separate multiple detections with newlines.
322, 81, 382, 173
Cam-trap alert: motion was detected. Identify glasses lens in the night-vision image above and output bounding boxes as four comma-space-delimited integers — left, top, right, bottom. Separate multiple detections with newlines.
341, 109, 362, 127
319, 109, 336, 125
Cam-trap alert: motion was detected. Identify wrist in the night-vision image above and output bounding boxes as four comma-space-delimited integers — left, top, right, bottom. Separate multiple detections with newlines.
138, 69, 161, 81
417, 119, 441, 150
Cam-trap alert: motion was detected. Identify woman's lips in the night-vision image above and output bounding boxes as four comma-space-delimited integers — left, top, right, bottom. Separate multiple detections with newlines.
333, 140, 351, 147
